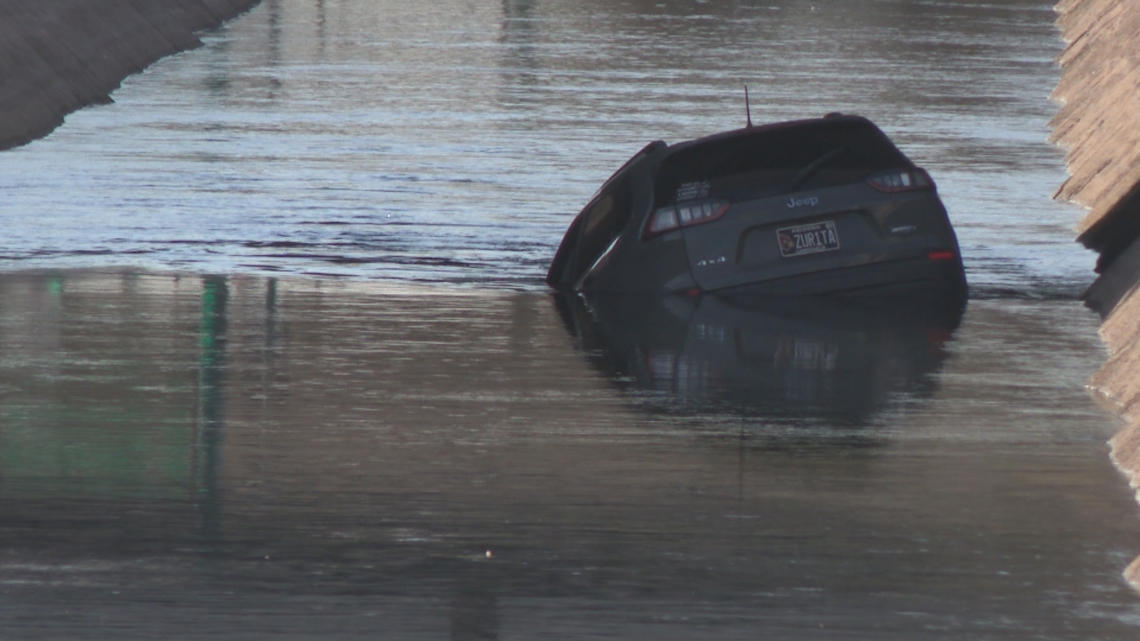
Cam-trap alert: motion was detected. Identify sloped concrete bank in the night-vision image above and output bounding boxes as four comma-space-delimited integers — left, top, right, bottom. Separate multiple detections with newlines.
0, 0, 261, 150
1051, 0, 1140, 583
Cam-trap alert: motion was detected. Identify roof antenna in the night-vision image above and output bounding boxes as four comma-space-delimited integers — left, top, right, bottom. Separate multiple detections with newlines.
744, 84, 753, 128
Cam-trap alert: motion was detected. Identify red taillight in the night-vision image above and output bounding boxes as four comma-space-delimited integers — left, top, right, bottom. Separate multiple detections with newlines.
927, 250, 956, 261
644, 200, 730, 238
868, 168, 935, 192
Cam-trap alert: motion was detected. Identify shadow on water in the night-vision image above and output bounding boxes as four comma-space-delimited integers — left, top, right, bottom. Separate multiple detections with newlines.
554, 291, 965, 443
1, 271, 1139, 639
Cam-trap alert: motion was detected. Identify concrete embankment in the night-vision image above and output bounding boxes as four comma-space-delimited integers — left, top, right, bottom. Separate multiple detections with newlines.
1051, 0, 1140, 581
0, 0, 261, 150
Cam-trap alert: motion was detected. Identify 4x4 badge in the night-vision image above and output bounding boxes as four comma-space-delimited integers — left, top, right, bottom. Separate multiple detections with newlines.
696, 255, 727, 267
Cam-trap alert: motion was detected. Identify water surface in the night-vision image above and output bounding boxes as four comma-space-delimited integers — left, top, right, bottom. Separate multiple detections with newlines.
0, 271, 1137, 639
0, 0, 1091, 295
0, 0, 1135, 638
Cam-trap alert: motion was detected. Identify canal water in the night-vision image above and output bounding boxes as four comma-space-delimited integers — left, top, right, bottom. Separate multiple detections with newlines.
1, 0, 1138, 639
0, 0, 1092, 296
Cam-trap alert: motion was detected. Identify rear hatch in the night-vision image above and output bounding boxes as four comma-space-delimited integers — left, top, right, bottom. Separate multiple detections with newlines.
646, 116, 949, 293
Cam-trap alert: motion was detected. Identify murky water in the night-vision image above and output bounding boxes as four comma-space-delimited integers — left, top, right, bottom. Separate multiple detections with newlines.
0, 0, 1136, 638
0, 271, 1137, 639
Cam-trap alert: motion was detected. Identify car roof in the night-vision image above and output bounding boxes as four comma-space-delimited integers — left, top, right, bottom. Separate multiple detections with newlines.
658, 114, 913, 173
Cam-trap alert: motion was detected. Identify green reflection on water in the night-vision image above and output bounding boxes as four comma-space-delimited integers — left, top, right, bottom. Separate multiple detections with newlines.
0, 273, 198, 499
0, 407, 191, 499
46, 274, 63, 296
195, 275, 227, 540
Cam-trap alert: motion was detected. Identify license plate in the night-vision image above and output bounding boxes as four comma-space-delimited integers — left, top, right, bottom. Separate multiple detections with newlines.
776, 220, 840, 257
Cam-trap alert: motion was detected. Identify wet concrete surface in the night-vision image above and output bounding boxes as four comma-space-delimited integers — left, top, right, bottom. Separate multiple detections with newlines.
0, 270, 1137, 638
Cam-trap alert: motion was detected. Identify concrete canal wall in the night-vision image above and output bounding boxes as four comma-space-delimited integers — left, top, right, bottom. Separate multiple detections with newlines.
0, 0, 261, 150
1052, 0, 1140, 581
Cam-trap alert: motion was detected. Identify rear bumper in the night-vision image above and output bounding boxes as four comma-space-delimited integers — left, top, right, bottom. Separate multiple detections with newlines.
709, 256, 968, 300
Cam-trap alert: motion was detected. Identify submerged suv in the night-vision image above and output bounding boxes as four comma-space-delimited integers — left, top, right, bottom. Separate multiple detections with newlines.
546, 114, 967, 299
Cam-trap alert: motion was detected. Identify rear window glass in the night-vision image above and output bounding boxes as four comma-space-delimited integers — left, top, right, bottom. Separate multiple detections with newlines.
547, 176, 635, 288
575, 179, 633, 272
653, 118, 912, 206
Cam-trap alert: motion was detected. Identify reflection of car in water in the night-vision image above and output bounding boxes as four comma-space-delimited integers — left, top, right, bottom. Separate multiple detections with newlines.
547, 115, 967, 300
555, 292, 965, 427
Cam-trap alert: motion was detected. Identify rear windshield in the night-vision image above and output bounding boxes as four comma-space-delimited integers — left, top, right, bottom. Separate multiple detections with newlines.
653, 117, 912, 206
